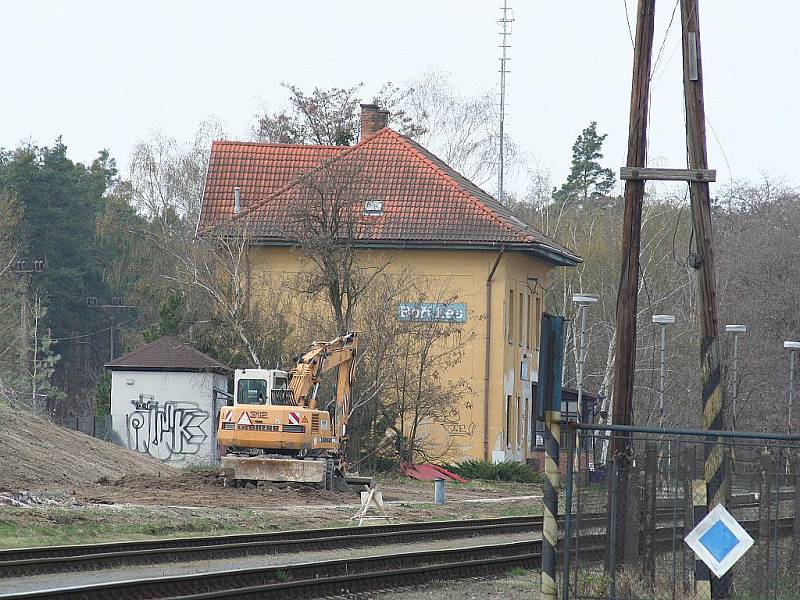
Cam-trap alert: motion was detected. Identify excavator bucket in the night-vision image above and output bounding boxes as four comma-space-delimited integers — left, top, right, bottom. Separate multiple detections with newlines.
221, 456, 327, 485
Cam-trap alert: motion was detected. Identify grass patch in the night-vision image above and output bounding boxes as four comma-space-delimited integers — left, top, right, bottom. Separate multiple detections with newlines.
509, 566, 529, 576
0, 507, 261, 549
443, 460, 541, 484
497, 504, 542, 518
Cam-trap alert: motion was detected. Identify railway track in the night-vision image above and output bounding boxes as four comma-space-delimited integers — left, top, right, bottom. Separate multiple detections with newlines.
1, 518, 792, 600
0, 500, 761, 579
0, 516, 543, 578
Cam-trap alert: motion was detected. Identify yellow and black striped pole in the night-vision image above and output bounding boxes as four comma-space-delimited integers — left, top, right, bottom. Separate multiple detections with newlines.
701, 336, 729, 598
542, 407, 561, 600
679, 0, 730, 593
693, 480, 711, 600
702, 339, 727, 509
537, 312, 566, 600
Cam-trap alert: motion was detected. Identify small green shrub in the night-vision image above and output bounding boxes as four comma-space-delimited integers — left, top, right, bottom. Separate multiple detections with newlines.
443, 459, 541, 483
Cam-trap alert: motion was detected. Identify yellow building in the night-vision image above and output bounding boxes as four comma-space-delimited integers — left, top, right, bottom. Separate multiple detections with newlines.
199, 105, 580, 462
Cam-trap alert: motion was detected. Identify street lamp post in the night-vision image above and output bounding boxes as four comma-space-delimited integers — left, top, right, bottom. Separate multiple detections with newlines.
725, 325, 747, 432
785, 341, 800, 436
572, 293, 598, 479
652, 315, 675, 429
783, 340, 799, 475
725, 325, 746, 488
652, 315, 675, 477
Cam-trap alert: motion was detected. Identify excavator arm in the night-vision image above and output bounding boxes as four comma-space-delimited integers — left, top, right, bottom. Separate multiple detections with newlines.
288, 332, 357, 444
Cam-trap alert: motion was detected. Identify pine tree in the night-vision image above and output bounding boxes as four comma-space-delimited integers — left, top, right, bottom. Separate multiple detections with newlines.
554, 122, 616, 206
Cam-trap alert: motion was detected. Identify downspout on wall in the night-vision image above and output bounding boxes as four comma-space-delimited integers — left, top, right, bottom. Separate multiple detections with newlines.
483, 247, 505, 461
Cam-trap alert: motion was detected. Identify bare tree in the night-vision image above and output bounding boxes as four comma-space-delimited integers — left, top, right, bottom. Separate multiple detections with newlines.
392, 67, 517, 188
1, 296, 62, 415
287, 160, 391, 335
379, 287, 474, 464
130, 119, 225, 225
254, 84, 363, 146
155, 218, 289, 369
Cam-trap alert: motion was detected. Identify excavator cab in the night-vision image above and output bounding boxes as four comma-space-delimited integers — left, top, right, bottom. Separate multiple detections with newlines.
233, 369, 291, 406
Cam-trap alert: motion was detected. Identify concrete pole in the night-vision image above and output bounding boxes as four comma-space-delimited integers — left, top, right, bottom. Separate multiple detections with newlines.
658, 324, 671, 476
576, 304, 587, 476
789, 349, 796, 436
731, 333, 739, 431
659, 325, 666, 428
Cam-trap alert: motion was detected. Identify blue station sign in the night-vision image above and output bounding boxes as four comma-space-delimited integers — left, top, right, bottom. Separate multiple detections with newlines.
397, 303, 467, 323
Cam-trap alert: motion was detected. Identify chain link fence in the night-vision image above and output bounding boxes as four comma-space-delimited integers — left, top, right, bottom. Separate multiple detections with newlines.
562, 424, 800, 600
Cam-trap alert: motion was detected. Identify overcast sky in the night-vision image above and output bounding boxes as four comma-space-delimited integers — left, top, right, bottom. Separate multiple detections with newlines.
2, 1, 798, 196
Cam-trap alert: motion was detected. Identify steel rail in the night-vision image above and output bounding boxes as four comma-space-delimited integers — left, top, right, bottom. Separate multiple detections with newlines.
0, 515, 537, 561
0, 498, 763, 579
0, 517, 543, 578
2, 519, 793, 600
1, 540, 546, 600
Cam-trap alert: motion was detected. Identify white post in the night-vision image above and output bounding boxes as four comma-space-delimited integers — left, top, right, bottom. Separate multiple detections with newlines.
658, 324, 667, 428
572, 294, 597, 479
784, 341, 799, 476
789, 349, 796, 435
732, 333, 738, 429
785, 341, 800, 436
725, 325, 747, 432
653, 315, 675, 476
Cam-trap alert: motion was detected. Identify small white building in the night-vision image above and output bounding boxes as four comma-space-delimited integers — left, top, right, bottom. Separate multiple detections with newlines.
105, 337, 230, 466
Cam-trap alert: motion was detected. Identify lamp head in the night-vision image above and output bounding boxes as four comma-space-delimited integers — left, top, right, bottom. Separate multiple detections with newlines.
725, 324, 747, 333
785, 341, 800, 350
572, 294, 598, 305
652, 314, 676, 325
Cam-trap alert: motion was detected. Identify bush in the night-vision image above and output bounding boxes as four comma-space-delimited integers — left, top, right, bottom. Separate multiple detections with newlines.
443, 459, 541, 483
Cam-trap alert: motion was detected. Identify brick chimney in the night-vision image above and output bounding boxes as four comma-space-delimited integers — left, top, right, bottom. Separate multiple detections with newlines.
360, 103, 389, 141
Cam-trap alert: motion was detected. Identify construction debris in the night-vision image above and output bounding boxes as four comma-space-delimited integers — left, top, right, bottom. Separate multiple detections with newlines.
401, 463, 467, 483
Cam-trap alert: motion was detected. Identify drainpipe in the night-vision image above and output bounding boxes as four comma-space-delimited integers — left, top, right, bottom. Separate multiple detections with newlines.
483, 247, 505, 460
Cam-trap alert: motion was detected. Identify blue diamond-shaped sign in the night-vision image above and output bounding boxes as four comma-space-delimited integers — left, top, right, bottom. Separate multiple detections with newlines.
699, 520, 738, 561
685, 503, 754, 578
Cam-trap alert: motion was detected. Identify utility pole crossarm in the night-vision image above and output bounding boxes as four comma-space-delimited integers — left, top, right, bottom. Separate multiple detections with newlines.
620, 167, 716, 182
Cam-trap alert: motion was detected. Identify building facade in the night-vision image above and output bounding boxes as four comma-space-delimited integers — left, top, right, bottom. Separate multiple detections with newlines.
199, 105, 580, 462
106, 337, 230, 466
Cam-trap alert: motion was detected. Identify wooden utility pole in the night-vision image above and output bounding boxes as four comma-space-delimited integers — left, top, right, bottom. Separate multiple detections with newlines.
609, 0, 656, 565
19, 274, 30, 384
680, 1, 729, 596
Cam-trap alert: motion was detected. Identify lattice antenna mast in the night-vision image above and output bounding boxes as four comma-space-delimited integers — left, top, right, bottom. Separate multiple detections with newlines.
497, 0, 513, 203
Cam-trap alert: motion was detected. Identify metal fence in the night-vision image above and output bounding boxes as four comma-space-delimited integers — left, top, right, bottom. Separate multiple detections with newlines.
64, 415, 115, 441
562, 424, 800, 600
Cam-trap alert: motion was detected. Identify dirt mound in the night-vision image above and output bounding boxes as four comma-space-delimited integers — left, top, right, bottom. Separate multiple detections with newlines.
0, 403, 172, 490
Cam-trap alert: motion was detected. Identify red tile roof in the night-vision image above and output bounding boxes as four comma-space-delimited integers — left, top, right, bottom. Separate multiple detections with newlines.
199, 129, 579, 265
105, 336, 230, 373
200, 141, 344, 229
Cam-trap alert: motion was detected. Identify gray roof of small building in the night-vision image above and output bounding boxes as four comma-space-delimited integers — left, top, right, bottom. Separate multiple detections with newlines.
105, 336, 230, 374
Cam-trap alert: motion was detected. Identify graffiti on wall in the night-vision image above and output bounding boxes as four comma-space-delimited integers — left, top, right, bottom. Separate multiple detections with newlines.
127, 396, 209, 461
432, 402, 476, 440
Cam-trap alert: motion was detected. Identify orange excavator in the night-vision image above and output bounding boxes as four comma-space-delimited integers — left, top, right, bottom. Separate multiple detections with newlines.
218, 333, 359, 490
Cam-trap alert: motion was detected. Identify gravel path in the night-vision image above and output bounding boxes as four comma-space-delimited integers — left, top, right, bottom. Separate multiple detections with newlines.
378, 572, 542, 599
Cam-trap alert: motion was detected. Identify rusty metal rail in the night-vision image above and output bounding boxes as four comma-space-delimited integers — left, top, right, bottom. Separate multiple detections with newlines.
0, 496, 762, 580
0, 518, 792, 600
2, 518, 792, 600
0, 516, 543, 578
